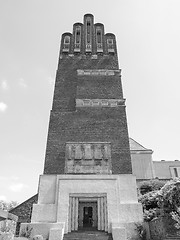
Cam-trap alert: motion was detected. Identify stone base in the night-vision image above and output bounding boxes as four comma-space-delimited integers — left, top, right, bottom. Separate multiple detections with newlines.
49, 227, 64, 240
112, 226, 127, 240
20, 223, 65, 240
28, 174, 143, 239
112, 222, 141, 240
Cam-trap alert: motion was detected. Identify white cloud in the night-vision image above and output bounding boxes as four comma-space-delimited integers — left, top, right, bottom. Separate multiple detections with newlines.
0, 195, 7, 201
10, 176, 19, 181
0, 102, 7, 112
9, 183, 28, 193
1, 80, 8, 90
18, 78, 27, 88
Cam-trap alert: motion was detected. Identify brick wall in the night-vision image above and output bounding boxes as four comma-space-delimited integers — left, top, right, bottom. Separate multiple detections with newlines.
43, 14, 132, 175
9, 194, 38, 235
44, 107, 132, 174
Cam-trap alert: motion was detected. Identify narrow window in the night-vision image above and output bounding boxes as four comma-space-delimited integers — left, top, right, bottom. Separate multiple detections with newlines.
107, 38, 114, 53
63, 36, 70, 52
107, 39, 113, 48
96, 28, 103, 52
86, 18, 92, 52
74, 26, 81, 52
75, 28, 81, 43
87, 21, 91, 43
97, 29, 102, 43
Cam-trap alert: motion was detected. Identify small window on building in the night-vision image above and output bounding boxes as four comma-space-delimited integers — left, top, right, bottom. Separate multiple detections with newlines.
74, 27, 81, 52
75, 28, 81, 44
96, 28, 103, 52
107, 39, 113, 45
107, 38, 114, 53
97, 29, 102, 43
87, 20, 91, 43
63, 36, 70, 52
86, 18, 92, 52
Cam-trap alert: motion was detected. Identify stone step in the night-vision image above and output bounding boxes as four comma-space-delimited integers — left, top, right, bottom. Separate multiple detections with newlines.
165, 235, 180, 240
63, 231, 112, 240
164, 238, 180, 240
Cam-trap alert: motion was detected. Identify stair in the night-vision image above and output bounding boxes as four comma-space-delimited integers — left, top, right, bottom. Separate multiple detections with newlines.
63, 230, 113, 240
164, 235, 180, 240
164, 239, 180, 240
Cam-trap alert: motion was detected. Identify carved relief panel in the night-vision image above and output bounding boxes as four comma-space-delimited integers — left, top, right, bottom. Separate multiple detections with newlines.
65, 142, 112, 174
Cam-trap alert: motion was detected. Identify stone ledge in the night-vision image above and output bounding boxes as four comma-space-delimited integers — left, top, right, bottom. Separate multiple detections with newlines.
77, 69, 121, 76
76, 99, 125, 107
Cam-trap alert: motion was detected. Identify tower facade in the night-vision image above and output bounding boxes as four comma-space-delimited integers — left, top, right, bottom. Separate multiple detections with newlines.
21, 14, 143, 240
44, 13, 132, 176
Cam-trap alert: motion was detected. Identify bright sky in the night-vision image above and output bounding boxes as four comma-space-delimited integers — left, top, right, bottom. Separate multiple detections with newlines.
0, 0, 180, 203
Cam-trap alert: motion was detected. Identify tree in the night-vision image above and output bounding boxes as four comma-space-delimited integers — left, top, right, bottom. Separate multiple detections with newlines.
0, 200, 18, 211
138, 178, 180, 224
138, 179, 166, 195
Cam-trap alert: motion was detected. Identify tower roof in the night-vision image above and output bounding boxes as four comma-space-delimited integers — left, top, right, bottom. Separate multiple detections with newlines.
60, 13, 117, 56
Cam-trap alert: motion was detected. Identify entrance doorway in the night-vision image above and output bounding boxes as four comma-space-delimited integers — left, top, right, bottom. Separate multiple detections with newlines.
83, 207, 93, 227
79, 201, 98, 229
68, 194, 108, 232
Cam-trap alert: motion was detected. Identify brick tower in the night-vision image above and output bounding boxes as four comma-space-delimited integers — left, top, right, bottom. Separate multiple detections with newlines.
21, 14, 143, 240
44, 13, 132, 176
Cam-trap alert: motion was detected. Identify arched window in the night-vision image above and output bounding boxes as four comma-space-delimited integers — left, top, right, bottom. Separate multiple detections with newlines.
87, 20, 91, 43
96, 28, 103, 52
86, 18, 92, 52
107, 38, 114, 53
63, 36, 70, 52
74, 26, 81, 52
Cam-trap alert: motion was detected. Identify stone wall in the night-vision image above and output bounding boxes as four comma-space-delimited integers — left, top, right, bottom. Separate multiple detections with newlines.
9, 195, 38, 235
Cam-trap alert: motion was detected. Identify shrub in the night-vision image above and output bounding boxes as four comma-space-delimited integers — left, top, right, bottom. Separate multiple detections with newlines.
20, 226, 33, 238
139, 179, 166, 195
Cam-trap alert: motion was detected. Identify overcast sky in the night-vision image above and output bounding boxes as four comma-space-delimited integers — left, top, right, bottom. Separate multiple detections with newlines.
0, 0, 180, 203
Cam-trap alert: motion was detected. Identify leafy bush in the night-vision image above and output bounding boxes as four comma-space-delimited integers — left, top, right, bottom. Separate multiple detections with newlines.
139, 179, 166, 195
135, 223, 146, 240
20, 226, 33, 238
0, 200, 18, 211
138, 178, 180, 224
0, 220, 16, 234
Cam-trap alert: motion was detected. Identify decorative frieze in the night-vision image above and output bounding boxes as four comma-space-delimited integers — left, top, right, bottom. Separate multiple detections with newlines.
76, 99, 125, 107
65, 142, 112, 174
77, 69, 121, 76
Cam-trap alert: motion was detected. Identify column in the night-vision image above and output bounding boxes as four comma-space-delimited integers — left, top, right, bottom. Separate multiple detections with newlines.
104, 196, 108, 232
71, 197, 75, 231
97, 198, 101, 230
101, 197, 104, 230
75, 197, 79, 231
68, 197, 72, 232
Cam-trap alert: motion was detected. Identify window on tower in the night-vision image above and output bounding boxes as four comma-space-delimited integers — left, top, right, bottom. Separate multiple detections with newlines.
74, 26, 81, 52
107, 38, 114, 53
62, 36, 70, 52
96, 28, 103, 53
86, 18, 92, 52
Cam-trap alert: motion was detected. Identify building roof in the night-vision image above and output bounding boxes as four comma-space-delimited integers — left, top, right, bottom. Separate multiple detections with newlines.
0, 209, 18, 221
129, 138, 153, 152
